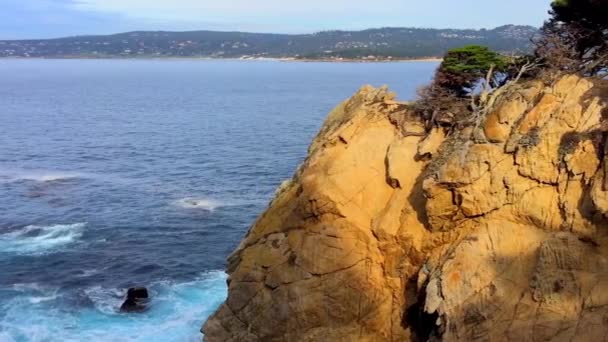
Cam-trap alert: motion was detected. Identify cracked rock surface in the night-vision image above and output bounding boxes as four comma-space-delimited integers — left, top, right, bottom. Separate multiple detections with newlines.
203, 76, 608, 341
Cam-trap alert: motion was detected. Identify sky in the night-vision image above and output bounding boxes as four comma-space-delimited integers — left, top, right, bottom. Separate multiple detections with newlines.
1, 0, 553, 39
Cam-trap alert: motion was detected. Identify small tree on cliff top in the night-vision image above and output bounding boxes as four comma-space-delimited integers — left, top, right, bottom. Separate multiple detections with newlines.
414, 45, 509, 127
435, 45, 508, 97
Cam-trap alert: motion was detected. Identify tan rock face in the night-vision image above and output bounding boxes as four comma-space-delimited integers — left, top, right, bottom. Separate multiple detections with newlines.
203, 77, 608, 341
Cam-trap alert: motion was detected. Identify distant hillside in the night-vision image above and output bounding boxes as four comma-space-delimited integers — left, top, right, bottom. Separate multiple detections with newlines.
0, 25, 538, 59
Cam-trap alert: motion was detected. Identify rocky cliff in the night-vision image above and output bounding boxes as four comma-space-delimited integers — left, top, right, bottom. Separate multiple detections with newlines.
203, 75, 608, 341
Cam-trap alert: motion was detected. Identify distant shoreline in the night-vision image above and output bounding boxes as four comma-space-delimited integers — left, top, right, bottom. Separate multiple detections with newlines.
0, 56, 443, 63
0, 25, 535, 63
284, 57, 443, 63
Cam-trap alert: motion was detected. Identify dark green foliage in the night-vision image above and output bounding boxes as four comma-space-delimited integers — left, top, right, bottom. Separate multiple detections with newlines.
436, 45, 507, 96
441, 46, 507, 74
551, 0, 607, 28
413, 45, 534, 129
536, 0, 608, 75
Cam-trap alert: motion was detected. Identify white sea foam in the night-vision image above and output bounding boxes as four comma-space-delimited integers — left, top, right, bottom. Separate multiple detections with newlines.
19, 173, 81, 182
1, 170, 84, 183
174, 198, 223, 211
77, 268, 103, 278
12, 283, 46, 293
0, 223, 86, 255
27, 294, 59, 304
10, 283, 59, 306
0, 271, 228, 342
83, 286, 124, 315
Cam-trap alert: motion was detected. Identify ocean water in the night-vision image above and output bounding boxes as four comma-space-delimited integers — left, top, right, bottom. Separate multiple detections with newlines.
0, 59, 438, 341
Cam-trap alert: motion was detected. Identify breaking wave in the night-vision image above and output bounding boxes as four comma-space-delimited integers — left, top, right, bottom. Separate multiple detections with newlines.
0, 271, 227, 342
174, 198, 224, 211
0, 170, 84, 183
0, 223, 86, 255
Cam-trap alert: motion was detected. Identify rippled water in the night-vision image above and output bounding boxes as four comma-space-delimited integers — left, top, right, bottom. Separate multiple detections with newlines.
0, 59, 437, 341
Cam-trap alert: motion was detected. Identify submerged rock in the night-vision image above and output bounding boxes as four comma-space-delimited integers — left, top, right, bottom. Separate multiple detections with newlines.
120, 287, 149, 313
203, 78, 608, 341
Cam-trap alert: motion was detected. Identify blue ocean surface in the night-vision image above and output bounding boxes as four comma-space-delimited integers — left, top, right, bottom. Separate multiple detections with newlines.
0, 59, 437, 341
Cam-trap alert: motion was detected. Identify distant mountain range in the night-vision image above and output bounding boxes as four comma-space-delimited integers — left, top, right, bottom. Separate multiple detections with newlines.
0, 25, 538, 60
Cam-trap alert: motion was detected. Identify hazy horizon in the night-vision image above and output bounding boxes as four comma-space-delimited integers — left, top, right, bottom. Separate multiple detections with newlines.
1, 0, 551, 40
0, 24, 542, 41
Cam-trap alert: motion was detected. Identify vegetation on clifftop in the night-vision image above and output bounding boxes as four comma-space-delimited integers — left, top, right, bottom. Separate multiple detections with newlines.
412, 0, 607, 132
412, 45, 530, 129
435, 45, 507, 96
537, 0, 607, 76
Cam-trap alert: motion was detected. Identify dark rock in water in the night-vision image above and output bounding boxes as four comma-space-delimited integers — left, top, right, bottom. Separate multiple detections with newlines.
127, 287, 149, 299
120, 286, 150, 313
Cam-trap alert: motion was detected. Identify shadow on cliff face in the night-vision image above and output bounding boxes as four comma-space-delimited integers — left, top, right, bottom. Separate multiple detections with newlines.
558, 129, 606, 224
400, 78, 608, 341
407, 167, 432, 231
413, 222, 608, 341
556, 80, 608, 225
401, 78, 608, 341
404, 278, 441, 341
205, 79, 608, 341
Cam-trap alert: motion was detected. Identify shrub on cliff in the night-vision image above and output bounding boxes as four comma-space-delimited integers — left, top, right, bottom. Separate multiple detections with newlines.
413, 84, 468, 128
414, 45, 509, 128
536, 0, 608, 76
436, 45, 508, 96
